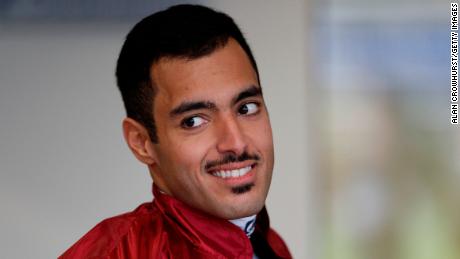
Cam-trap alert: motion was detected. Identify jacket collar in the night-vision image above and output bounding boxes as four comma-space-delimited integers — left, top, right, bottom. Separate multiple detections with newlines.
151, 184, 270, 257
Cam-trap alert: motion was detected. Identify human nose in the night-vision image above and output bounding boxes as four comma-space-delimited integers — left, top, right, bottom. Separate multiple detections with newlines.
215, 115, 247, 155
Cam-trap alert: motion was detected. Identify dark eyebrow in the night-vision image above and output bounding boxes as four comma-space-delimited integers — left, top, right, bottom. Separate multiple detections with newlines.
170, 101, 216, 117
232, 85, 263, 105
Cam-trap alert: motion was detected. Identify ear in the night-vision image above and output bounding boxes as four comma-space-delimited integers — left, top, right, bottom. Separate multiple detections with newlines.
122, 117, 157, 165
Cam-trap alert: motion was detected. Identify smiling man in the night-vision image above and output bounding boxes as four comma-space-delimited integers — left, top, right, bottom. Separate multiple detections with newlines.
60, 4, 291, 259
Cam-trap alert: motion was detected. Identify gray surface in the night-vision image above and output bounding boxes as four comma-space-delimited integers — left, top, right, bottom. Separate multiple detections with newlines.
0, 0, 203, 21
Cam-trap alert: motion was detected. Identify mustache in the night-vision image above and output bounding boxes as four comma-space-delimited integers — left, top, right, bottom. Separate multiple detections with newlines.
204, 152, 260, 171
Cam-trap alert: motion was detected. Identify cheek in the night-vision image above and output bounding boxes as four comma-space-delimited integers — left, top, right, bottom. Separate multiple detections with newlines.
246, 118, 274, 152
166, 135, 214, 173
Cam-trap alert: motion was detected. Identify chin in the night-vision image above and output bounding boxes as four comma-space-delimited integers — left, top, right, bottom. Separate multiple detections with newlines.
200, 183, 269, 219
226, 207, 263, 220
218, 198, 265, 220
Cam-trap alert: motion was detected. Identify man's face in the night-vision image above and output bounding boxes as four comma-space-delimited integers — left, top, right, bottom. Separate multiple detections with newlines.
149, 38, 274, 219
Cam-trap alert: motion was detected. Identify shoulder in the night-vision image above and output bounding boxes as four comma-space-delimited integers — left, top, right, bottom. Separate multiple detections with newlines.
59, 202, 164, 259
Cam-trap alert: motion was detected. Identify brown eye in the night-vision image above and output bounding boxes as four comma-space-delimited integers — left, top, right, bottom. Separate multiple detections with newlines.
181, 116, 207, 128
238, 103, 259, 115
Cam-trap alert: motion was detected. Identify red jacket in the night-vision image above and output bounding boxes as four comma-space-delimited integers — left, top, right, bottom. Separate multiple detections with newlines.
60, 185, 292, 258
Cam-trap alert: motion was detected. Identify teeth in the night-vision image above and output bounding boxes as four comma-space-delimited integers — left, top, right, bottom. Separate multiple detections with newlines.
212, 166, 252, 179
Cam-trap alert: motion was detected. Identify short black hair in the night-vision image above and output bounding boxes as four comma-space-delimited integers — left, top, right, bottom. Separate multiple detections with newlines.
116, 4, 259, 143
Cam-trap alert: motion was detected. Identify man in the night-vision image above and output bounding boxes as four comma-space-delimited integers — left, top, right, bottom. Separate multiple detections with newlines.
60, 4, 291, 259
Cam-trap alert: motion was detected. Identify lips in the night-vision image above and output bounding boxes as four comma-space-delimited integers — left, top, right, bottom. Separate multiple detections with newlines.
211, 165, 252, 178
207, 162, 256, 179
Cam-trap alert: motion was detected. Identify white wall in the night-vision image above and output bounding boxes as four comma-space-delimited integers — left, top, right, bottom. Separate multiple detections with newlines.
0, 1, 312, 258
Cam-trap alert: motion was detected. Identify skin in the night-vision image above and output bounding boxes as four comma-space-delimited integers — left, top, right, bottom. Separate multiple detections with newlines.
123, 38, 274, 219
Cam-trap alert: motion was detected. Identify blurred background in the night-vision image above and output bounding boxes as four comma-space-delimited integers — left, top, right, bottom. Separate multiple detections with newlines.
310, 1, 459, 259
0, 0, 456, 258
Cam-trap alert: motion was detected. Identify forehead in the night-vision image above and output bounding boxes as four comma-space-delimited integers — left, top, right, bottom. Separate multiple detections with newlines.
150, 39, 259, 106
